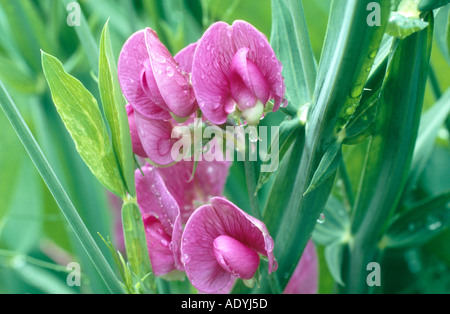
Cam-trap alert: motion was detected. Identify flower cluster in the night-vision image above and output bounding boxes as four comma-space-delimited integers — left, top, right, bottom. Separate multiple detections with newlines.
118, 20, 316, 293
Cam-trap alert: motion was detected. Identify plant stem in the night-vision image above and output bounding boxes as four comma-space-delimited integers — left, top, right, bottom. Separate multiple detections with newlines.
244, 158, 262, 220
0, 82, 124, 294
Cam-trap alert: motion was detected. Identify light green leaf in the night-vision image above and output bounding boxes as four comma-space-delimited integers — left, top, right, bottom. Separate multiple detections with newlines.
434, 4, 450, 64
99, 21, 136, 197
325, 241, 346, 287
419, 0, 450, 11
121, 201, 155, 294
41, 51, 126, 197
313, 196, 350, 246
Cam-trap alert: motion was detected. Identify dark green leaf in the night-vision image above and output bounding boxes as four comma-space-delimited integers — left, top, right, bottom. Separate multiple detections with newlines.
347, 17, 434, 293
42, 51, 126, 197
256, 117, 303, 193
304, 141, 342, 196
385, 190, 450, 248
271, 0, 317, 109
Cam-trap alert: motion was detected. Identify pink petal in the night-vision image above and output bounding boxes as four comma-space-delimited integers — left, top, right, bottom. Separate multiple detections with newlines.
118, 30, 171, 120
144, 29, 198, 118
144, 216, 177, 276
181, 197, 276, 293
192, 21, 286, 124
213, 235, 260, 280
135, 112, 177, 166
156, 156, 230, 224
135, 164, 179, 235
230, 21, 286, 111
230, 47, 270, 111
126, 105, 148, 158
191, 22, 235, 125
283, 240, 319, 294
174, 42, 198, 74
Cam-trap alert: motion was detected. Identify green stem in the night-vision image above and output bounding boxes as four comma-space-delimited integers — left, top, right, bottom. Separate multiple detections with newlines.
339, 160, 355, 209
0, 82, 124, 294
244, 158, 262, 220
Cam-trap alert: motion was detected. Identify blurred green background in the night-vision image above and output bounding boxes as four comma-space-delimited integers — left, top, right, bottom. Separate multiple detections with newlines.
0, 0, 449, 294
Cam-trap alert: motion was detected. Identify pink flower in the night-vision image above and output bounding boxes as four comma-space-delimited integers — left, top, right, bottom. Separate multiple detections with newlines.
192, 20, 287, 126
135, 158, 230, 278
118, 28, 197, 120
126, 104, 147, 158
283, 240, 319, 294
181, 197, 277, 293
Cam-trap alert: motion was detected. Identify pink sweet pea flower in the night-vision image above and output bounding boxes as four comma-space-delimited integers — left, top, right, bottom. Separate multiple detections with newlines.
181, 197, 277, 293
283, 240, 319, 294
118, 28, 197, 120
126, 104, 147, 158
192, 20, 287, 126
135, 157, 230, 278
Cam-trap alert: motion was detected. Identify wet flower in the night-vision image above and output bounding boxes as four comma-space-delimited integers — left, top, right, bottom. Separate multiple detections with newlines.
118, 28, 197, 120
135, 157, 230, 278
192, 20, 287, 126
181, 197, 277, 293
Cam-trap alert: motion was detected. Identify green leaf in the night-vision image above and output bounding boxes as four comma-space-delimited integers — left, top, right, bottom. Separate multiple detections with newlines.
313, 196, 350, 246
325, 241, 345, 287
261, 0, 391, 292
14, 262, 76, 294
60, 0, 99, 72
0, 0, 53, 71
41, 51, 126, 197
304, 141, 342, 196
347, 17, 434, 293
0, 82, 124, 294
385, 190, 450, 248
434, 4, 450, 64
407, 89, 450, 191
99, 21, 136, 197
256, 117, 304, 193
121, 201, 155, 294
271, 0, 316, 110
419, 0, 450, 11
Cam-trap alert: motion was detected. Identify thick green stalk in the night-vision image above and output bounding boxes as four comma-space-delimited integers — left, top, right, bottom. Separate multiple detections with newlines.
347, 18, 434, 294
270, 0, 390, 290
0, 82, 124, 294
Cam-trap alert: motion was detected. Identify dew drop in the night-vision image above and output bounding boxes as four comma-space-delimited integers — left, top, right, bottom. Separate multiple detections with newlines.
166, 66, 175, 77
248, 126, 259, 143
317, 213, 326, 224
369, 50, 377, 59
153, 55, 166, 64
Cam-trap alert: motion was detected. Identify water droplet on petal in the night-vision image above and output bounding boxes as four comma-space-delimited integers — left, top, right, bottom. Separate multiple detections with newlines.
166, 66, 175, 77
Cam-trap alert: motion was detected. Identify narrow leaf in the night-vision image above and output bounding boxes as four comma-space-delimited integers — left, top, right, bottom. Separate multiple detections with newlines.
385, 190, 450, 248
325, 241, 345, 287
0, 82, 124, 294
304, 141, 342, 196
42, 51, 126, 197
271, 0, 316, 109
121, 201, 155, 294
256, 117, 303, 193
419, 0, 450, 11
99, 21, 136, 197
